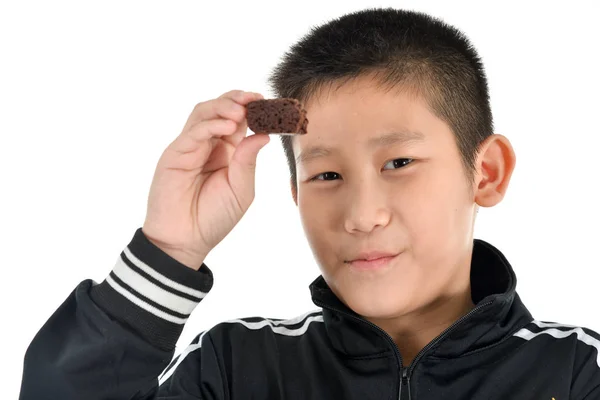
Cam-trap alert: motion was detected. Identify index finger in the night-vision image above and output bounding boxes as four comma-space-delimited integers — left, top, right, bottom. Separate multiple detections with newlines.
183, 91, 265, 133
219, 90, 264, 106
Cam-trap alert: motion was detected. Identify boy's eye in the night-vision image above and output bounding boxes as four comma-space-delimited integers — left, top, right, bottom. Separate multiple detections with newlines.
309, 159, 413, 182
383, 158, 413, 170
310, 172, 341, 181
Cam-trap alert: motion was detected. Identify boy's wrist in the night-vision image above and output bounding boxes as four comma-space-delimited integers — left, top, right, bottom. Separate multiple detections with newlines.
89, 227, 214, 350
145, 237, 207, 272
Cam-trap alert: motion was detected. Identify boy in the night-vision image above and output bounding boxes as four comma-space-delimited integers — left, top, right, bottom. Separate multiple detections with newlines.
19, 7, 600, 400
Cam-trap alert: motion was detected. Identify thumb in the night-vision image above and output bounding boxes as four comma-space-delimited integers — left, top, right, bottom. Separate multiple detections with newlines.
228, 133, 271, 199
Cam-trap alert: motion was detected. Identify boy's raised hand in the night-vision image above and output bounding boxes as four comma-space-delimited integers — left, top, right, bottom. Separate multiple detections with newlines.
142, 90, 271, 270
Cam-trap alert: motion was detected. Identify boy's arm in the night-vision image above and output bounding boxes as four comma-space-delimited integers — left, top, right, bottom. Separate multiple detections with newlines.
18, 228, 223, 400
20, 90, 268, 399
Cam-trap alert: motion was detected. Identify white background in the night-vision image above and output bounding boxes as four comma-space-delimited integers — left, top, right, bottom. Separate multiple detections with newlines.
1, 1, 599, 398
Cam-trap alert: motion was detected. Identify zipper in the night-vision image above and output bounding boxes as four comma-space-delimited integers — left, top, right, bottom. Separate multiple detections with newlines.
404, 300, 494, 379
312, 300, 405, 399
314, 298, 495, 400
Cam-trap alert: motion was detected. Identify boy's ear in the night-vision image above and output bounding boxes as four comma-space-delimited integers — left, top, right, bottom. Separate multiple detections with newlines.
290, 179, 298, 206
474, 134, 516, 208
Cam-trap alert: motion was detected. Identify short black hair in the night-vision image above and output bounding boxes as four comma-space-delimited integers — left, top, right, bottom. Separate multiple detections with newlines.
267, 7, 493, 189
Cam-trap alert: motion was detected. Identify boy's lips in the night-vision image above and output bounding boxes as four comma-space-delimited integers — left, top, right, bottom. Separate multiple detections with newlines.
345, 251, 400, 270
348, 250, 398, 261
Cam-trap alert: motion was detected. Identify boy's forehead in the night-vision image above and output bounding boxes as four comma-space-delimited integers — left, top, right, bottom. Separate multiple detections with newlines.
303, 85, 428, 134
296, 89, 431, 145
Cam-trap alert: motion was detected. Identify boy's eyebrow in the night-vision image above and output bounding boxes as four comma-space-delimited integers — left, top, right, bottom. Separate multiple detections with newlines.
295, 129, 426, 165
369, 130, 426, 148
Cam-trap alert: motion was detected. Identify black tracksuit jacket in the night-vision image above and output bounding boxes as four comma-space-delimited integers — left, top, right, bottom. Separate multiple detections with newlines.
19, 228, 600, 399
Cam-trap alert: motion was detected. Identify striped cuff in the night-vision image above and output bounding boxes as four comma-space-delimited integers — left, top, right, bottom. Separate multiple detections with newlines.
90, 227, 214, 351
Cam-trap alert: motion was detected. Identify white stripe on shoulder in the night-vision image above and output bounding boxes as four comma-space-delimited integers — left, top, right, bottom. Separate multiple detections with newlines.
532, 320, 579, 329
106, 275, 188, 324
158, 331, 207, 386
513, 320, 600, 368
223, 309, 324, 336
271, 309, 324, 326
124, 246, 208, 299
113, 257, 199, 316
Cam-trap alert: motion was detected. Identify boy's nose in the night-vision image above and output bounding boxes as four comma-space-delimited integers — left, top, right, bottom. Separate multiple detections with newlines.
343, 186, 391, 234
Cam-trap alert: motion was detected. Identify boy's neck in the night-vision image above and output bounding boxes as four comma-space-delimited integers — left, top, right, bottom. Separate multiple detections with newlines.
366, 284, 475, 366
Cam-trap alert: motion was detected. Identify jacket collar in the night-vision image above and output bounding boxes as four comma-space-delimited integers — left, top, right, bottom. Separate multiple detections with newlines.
309, 239, 534, 359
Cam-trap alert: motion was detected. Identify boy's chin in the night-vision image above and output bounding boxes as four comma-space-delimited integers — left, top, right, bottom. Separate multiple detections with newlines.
341, 290, 410, 321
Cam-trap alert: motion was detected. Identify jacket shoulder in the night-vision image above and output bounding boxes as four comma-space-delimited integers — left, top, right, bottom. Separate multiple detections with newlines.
513, 319, 600, 353
512, 319, 600, 399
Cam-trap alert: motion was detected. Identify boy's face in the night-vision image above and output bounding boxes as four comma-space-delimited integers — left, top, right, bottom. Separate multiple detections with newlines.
291, 75, 483, 320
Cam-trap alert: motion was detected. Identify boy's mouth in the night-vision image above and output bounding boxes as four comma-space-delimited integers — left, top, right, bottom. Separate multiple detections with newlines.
345, 251, 400, 270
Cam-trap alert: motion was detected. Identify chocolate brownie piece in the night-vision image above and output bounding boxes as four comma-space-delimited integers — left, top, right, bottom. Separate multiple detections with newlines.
246, 98, 308, 135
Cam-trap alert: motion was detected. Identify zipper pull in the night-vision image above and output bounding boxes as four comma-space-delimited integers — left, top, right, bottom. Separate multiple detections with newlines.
401, 368, 412, 400
398, 368, 407, 400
